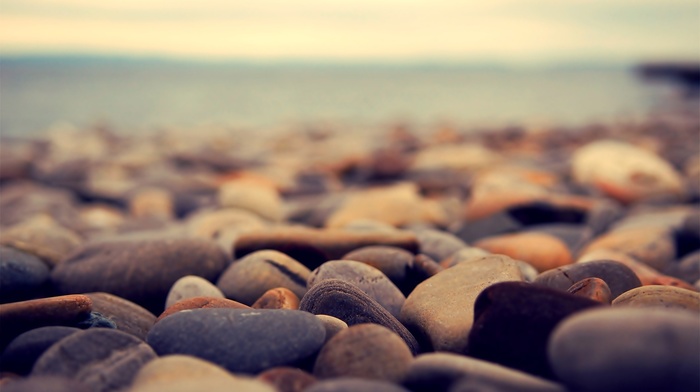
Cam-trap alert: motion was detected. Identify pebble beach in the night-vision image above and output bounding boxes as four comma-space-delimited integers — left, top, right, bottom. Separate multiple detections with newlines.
0, 105, 699, 392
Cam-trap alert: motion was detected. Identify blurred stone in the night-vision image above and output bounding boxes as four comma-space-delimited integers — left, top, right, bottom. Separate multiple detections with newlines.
257, 367, 317, 392
128, 187, 175, 220
165, 275, 224, 309
0, 217, 82, 268
474, 232, 573, 272
0, 247, 50, 303
218, 180, 283, 222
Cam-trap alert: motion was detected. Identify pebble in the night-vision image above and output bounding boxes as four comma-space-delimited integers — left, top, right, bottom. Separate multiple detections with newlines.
51, 237, 230, 313
581, 226, 676, 271
534, 259, 642, 298
403, 352, 566, 392
156, 296, 249, 322
186, 207, 267, 239
0, 246, 50, 302
234, 227, 418, 269
439, 246, 491, 268
32, 328, 157, 392
465, 281, 602, 378
474, 231, 573, 272
165, 275, 224, 309
341, 246, 414, 289
408, 228, 468, 263
252, 287, 300, 310
399, 255, 525, 352
611, 285, 700, 312
217, 250, 310, 305
257, 367, 317, 392
313, 324, 413, 382
218, 180, 283, 222
84, 292, 157, 340
305, 378, 410, 392
299, 279, 420, 354
0, 326, 81, 375
548, 307, 700, 392
308, 260, 405, 318
0, 375, 91, 392
0, 218, 82, 268
665, 250, 700, 283
128, 186, 175, 220
146, 308, 326, 374
566, 277, 612, 303
315, 315, 348, 343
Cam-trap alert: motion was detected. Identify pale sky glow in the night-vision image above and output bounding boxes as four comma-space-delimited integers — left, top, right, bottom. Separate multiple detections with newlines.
0, 0, 698, 63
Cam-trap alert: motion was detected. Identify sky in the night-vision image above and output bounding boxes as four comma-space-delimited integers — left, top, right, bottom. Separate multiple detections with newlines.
0, 0, 698, 64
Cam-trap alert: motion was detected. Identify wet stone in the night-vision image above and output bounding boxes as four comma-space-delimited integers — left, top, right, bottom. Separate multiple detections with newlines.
566, 277, 612, 303
300, 278, 419, 353
0, 326, 81, 375
313, 324, 413, 383
611, 285, 700, 312
305, 378, 410, 392
257, 367, 317, 392
465, 281, 602, 379
32, 328, 157, 392
0, 375, 91, 392
252, 287, 300, 310
216, 250, 310, 305
165, 275, 224, 309
474, 232, 573, 272
534, 259, 642, 298
85, 292, 157, 341
0, 246, 50, 303
156, 296, 249, 322
146, 308, 326, 374
308, 260, 405, 318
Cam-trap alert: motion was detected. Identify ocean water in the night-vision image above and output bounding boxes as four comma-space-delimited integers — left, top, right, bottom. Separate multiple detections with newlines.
0, 58, 665, 136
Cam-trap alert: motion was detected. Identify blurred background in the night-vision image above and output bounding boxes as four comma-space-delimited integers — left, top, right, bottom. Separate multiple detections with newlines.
1, 0, 698, 136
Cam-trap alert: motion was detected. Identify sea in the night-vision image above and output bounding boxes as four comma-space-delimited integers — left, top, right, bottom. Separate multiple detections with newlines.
0, 56, 681, 137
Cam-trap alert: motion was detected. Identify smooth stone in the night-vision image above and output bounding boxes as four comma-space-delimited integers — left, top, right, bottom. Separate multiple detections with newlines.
156, 296, 250, 322
411, 143, 501, 173
218, 181, 283, 222
257, 367, 317, 392
0, 220, 82, 268
408, 228, 468, 262
146, 308, 326, 374
234, 228, 418, 270
582, 226, 675, 271
0, 183, 82, 234
130, 355, 276, 392
165, 275, 224, 309
524, 223, 592, 254
571, 139, 686, 203
410, 254, 444, 284
299, 279, 419, 354
474, 232, 573, 272
439, 247, 491, 268
84, 292, 157, 340
0, 376, 91, 392
51, 237, 229, 313
252, 287, 300, 310
534, 259, 642, 298
315, 315, 348, 343
0, 246, 50, 302
186, 207, 267, 239
305, 378, 410, 392
549, 307, 699, 392
217, 250, 310, 305
566, 277, 612, 303
465, 281, 602, 378
0, 326, 81, 375
32, 328, 157, 392
452, 211, 523, 243
341, 246, 414, 288
0, 295, 92, 348
403, 353, 566, 392
399, 255, 525, 352
611, 285, 700, 312
339, 219, 398, 233
308, 260, 405, 318
313, 324, 413, 382
128, 187, 175, 220
665, 250, 700, 283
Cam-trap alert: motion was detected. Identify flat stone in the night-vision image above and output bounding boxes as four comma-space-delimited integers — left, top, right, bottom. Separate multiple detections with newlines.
465, 281, 601, 378
403, 353, 566, 392
217, 250, 310, 305
85, 292, 157, 340
156, 296, 249, 322
0, 246, 50, 302
257, 367, 317, 392
0, 376, 91, 392
51, 237, 229, 313
582, 226, 676, 271
252, 287, 300, 310
308, 260, 405, 318
315, 315, 348, 343
165, 275, 224, 309
474, 232, 573, 272
0, 219, 82, 268
313, 324, 413, 382
32, 328, 157, 392
305, 378, 410, 392
611, 285, 700, 312
299, 279, 419, 354
534, 259, 642, 298
0, 326, 81, 375
399, 255, 525, 352
234, 228, 418, 270
146, 308, 326, 374
548, 307, 699, 392
566, 277, 612, 303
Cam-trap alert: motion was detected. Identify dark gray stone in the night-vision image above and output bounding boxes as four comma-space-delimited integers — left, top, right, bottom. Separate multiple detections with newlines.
0, 326, 80, 375
0, 246, 50, 302
534, 259, 641, 298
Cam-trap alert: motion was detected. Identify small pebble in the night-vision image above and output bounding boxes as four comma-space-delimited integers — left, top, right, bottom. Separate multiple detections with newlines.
566, 277, 613, 303
165, 275, 225, 309
534, 259, 641, 298
257, 367, 317, 392
252, 287, 300, 310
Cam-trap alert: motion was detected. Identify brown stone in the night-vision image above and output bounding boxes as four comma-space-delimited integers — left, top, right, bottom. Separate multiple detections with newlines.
85, 292, 156, 340
252, 288, 300, 310
567, 278, 612, 303
612, 285, 700, 312
474, 232, 573, 272
257, 367, 317, 392
156, 296, 249, 322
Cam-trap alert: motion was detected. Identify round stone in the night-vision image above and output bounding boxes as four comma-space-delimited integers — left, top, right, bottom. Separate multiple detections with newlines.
611, 285, 700, 312
566, 277, 612, 303
341, 246, 414, 288
0, 326, 81, 375
534, 259, 641, 298
218, 181, 283, 222
0, 246, 50, 302
252, 288, 300, 310
408, 228, 468, 263
581, 226, 676, 271
165, 275, 224, 309
315, 315, 348, 343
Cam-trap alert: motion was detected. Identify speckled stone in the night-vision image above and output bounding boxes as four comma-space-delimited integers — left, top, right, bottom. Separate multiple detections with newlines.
0, 326, 81, 375
0, 376, 91, 392
84, 292, 157, 340
399, 255, 525, 353
305, 378, 410, 392
534, 259, 642, 298
313, 324, 413, 382
252, 287, 300, 310
156, 296, 250, 322
403, 353, 566, 392
611, 285, 700, 312
474, 232, 573, 272
549, 307, 699, 392
299, 279, 419, 354
566, 277, 612, 303
0, 246, 50, 302
257, 367, 317, 392
234, 227, 418, 270
165, 275, 224, 309
51, 237, 230, 313
217, 250, 310, 305
147, 308, 326, 374
32, 328, 157, 392
308, 260, 405, 318
465, 281, 602, 378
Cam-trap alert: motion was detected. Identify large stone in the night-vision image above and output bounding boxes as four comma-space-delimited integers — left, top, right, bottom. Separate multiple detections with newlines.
548, 307, 699, 392
0, 218, 82, 268
611, 285, 700, 312
399, 255, 524, 352
85, 292, 157, 340
0, 326, 81, 375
